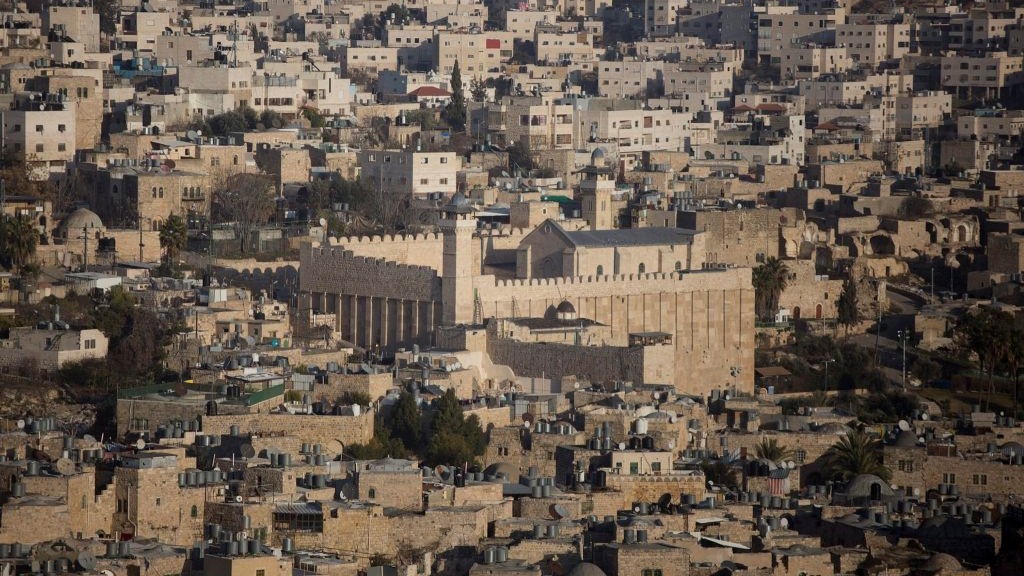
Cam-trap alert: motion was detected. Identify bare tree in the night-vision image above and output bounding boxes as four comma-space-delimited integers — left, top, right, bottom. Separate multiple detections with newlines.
213, 173, 276, 254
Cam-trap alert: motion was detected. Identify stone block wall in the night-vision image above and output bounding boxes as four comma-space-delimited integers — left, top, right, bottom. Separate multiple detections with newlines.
203, 412, 374, 448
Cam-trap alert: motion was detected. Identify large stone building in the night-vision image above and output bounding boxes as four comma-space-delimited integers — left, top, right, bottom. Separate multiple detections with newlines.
299, 201, 755, 397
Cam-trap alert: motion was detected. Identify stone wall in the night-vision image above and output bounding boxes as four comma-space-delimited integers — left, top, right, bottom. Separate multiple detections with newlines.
301, 245, 440, 302
203, 412, 374, 447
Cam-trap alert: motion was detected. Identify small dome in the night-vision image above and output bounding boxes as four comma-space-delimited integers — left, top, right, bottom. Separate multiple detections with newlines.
483, 462, 518, 479
556, 300, 576, 314
590, 147, 607, 167
845, 474, 894, 499
450, 192, 469, 206
920, 552, 962, 572
893, 430, 918, 448
61, 208, 103, 235
569, 563, 606, 576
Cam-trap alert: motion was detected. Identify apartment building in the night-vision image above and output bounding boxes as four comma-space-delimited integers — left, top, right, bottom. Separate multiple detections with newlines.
836, 13, 912, 68
383, 25, 435, 72
757, 6, 843, 64
597, 60, 665, 98
535, 26, 596, 68
358, 149, 461, 197
891, 90, 952, 139
117, 10, 172, 54
798, 72, 912, 110
1, 93, 76, 180
940, 51, 1024, 99
505, 9, 558, 37
778, 44, 852, 81
662, 63, 733, 98
43, 5, 101, 53
579, 100, 695, 159
435, 30, 516, 75
644, 0, 685, 37
958, 108, 1024, 142
476, 95, 575, 149
338, 44, 400, 74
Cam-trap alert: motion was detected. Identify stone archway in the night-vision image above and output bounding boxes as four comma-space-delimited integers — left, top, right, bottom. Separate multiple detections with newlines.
815, 304, 823, 319
869, 235, 895, 256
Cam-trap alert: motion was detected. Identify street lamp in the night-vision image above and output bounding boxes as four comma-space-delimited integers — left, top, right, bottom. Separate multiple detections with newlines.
897, 329, 911, 388
823, 358, 834, 393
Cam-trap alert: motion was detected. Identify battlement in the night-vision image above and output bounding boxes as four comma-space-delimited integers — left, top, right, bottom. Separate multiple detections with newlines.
490, 268, 745, 289
309, 246, 438, 274
325, 232, 443, 245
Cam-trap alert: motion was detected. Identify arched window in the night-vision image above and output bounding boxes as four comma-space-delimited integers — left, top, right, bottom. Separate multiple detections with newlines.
233, 155, 239, 166
674, 261, 682, 271
596, 265, 604, 276
158, 187, 164, 199
151, 187, 157, 198
368, 488, 376, 499
190, 505, 198, 518
638, 263, 646, 274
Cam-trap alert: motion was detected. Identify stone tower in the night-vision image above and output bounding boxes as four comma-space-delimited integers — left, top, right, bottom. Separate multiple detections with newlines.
439, 195, 477, 325
580, 147, 616, 230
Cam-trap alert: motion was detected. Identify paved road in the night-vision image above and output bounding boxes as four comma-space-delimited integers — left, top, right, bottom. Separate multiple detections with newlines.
844, 284, 924, 385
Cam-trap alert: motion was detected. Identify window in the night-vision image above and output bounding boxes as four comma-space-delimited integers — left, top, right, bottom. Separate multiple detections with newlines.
638, 263, 646, 274
650, 462, 661, 473
629, 462, 639, 474
35, 144, 43, 153
58, 143, 66, 152
257, 571, 265, 576
440, 157, 448, 163
191, 505, 198, 518
156, 497, 161, 506
84, 339, 96, 350
368, 488, 376, 499
972, 473, 987, 486
420, 178, 429, 185
58, 124, 66, 133
35, 124, 43, 133
943, 473, 957, 484
793, 449, 806, 464
596, 265, 604, 276
898, 460, 914, 472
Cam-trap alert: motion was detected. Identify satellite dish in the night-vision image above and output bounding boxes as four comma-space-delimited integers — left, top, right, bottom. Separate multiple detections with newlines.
707, 480, 715, 487
523, 413, 535, 424
898, 420, 911, 432
551, 504, 568, 519
617, 443, 626, 450
240, 444, 256, 458
319, 217, 328, 227
83, 434, 97, 445
921, 413, 929, 421
76, 551, 97, 571
633, 505, 641, 513
16, 420, 25, 430
234, 495, 243, 503
780, 517, 789, 529
522, 421, 531, 428
187, 130, 198, 141
55, 458, 75, 475
135, 439, 146, 450
786, 461, 796, 470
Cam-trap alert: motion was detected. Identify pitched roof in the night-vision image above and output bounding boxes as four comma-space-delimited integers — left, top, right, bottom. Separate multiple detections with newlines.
409, 86, 451, 97
562, 225, 698, 248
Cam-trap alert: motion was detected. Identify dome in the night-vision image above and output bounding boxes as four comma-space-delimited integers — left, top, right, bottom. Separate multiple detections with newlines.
483, 462, 518, 480
555, 300, 577, 321
450, 192, 469, 206
569, 563, 606, 576
920, 552, 962, 572
60, 208, 103, 235
590, 147, 607, 167
893, 430, 918, 448
845, 474, 895, 499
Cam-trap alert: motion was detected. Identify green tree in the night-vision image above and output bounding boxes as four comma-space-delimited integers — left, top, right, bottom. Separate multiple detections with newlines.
302, 107, 326, 128
470, 76, 488, 102
752, 257, 790, 322
823, 428, 891, 483
445, 59, 467, 132
339, 391, 372, 406
391, 390, 422, 450
159, 214, 188, 270
954, 307, 1012, 411
836, 277, 860, 335
424, 389, 486, 466
910, 356, 941, 385
754, 438, 791, 462
432, 388, 463, 433
0, 214, 38, 273
207, 110, 248, 136
507, 140, 534, 174
259, 110, 287, 129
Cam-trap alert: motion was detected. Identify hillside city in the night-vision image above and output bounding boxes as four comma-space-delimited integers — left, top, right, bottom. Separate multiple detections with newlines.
6, 0, 1024, 574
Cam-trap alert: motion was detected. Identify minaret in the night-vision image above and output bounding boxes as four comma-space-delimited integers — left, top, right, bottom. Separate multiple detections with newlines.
580, 147, 615, 230
439, 195, 476, 325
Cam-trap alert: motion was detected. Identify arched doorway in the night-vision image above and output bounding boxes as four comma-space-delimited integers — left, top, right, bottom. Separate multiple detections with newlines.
793, 306, 801, 320
815, 304, 823, 319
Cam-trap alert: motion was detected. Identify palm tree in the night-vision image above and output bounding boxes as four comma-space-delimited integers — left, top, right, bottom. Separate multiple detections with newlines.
0, 214, 38, 273
754, 438, 791, 462
159, 214, 188, 269
752, 257, 790, 321
823, 428, 891, 483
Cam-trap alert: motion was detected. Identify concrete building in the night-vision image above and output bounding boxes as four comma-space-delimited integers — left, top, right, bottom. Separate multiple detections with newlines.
357, 149, 461, 198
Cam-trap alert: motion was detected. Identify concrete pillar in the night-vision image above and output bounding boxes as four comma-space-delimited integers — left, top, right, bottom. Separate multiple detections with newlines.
380, 297, 390, 351
411, 300, 420, 341
335, 294, 344, 334
350, 294, 360, 346
365, 296, 375, 350
396, 299, 405, 346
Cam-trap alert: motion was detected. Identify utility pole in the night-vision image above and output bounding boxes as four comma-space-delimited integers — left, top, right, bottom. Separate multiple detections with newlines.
824, 358, 834, 393
82, 226, 88, 272
873, 289, 882, 366
138, 222, 144, 262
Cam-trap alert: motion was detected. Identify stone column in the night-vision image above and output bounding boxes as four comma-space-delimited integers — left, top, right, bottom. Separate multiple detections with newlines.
335, 294, 344, 334
365, 296, 375, 350
380, 297, 390, 351
411, 300, 420, 341
350, 294, 360, 346
396, 299, 405, 347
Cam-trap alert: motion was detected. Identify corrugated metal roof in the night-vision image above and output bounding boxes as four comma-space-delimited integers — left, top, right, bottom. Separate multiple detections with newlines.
275, 502, 322, 515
